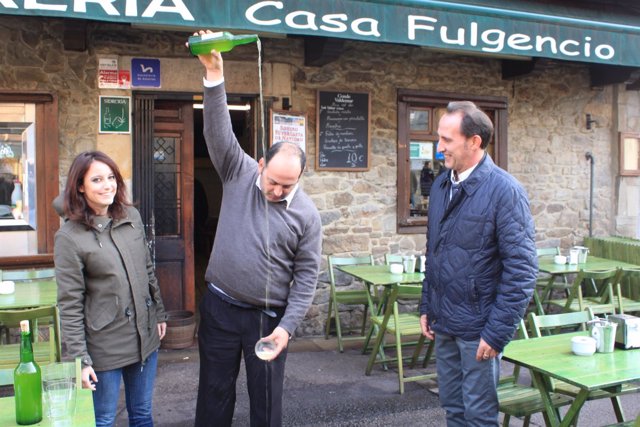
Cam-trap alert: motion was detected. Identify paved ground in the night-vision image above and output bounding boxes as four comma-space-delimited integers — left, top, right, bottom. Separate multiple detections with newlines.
115, 336, 640, 427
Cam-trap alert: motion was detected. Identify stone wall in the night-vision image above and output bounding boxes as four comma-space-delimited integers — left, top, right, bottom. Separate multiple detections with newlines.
1, 17, 638, 336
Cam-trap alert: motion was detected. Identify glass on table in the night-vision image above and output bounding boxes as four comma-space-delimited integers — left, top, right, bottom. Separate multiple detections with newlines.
41, 362, 77, 426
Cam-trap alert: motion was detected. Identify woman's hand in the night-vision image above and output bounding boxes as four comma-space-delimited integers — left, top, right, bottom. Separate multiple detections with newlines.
158, 322, 167, 340
81, 365, 97, 391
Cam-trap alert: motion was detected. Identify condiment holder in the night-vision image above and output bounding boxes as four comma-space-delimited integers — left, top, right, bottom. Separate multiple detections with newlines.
568, 248, 579, 265
588, 318, 617, 353
573, 246, 589, 263
402, 255, 416, 273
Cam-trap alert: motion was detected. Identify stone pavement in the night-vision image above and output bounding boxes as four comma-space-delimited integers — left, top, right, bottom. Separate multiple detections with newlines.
116, 337, 640, 427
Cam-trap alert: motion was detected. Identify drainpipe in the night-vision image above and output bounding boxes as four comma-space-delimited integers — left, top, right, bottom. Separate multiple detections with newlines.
585, 152, 594, 237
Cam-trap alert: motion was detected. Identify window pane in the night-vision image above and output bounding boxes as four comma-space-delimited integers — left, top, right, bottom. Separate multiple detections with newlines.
409, 141, 438, 215
153, 135, 181, 236
433, 107, 447, 129
0, 103, 38, 255
409, 108, 430, 131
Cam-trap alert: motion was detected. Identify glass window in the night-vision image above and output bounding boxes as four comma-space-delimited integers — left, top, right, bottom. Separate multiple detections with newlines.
409, 108, 430, 132
0, 104, 37, 233
0, 93, 59, 263
397, 90, 507, 234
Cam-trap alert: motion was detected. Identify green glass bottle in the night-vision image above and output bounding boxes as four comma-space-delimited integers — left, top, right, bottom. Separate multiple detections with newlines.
188, 31, 259, 55
14, 320, 42, 425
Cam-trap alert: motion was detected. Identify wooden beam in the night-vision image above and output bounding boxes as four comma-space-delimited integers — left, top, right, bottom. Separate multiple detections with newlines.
590, 64, 640, 88
63, 21, 87, 52
304, 36, 345, 67
501, 58, 537, 80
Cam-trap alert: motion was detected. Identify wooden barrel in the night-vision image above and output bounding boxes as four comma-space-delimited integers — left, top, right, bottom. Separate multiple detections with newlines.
161, 310, 196, 349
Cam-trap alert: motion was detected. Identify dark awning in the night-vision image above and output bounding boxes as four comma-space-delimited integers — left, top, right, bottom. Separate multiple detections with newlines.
2, 0, 639, 66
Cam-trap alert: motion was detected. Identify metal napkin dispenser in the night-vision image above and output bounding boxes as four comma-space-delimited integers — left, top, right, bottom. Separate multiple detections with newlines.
607, 314, 640, 349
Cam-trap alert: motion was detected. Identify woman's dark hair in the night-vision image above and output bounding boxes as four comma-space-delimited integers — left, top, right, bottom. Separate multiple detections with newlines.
64, 150, 129, 226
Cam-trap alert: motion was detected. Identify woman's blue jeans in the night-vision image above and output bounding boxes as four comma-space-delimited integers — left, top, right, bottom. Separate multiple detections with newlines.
92, 350, 158, 427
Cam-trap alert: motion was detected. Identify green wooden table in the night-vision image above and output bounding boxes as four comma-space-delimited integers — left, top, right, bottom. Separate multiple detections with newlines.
0, 388, 95, 426
336, 265, 424, 363
0, 280, 57, 310
336, 264, 424, 317
336, 264, 423, 286
535, 256, 640, 315
503, 331, 640, 427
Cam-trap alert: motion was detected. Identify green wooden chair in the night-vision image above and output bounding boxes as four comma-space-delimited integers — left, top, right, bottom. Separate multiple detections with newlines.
365, 284, 435, 394
384, 254, 403, 265
614, 268, 640, 314
498, 319, 574, 427
0, 306, 62, 386
547, 268, 623, 316
603, 413, 640, 427
529, 309, 640, 424
533, 247, 570, 314
0, 268, 57, 343
325, 255, 376, 353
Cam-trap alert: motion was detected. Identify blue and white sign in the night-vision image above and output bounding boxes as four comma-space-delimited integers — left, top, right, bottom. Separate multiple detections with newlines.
131, 58, 161, 88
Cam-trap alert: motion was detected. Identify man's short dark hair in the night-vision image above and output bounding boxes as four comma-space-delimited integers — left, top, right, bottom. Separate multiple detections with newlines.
265, 142, 306, 177
447, 101, 494, 149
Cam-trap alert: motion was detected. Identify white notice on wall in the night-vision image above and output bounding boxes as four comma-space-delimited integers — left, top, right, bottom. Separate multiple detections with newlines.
98, 58, 119, 89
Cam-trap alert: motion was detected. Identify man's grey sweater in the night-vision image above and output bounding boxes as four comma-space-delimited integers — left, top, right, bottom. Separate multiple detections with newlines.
203, 83, 322, 335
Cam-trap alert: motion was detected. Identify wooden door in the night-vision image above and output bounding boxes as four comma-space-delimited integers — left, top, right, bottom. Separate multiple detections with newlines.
133, 96, 194, 313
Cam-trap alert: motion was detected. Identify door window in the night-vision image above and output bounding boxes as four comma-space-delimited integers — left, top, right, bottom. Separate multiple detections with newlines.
153, 135, 182, 236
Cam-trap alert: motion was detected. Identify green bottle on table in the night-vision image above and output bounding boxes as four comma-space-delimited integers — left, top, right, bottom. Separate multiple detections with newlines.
14, 320, 42, 425
188, 31, 259, 55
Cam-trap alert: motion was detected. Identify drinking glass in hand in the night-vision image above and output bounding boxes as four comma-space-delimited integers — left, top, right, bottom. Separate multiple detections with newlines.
255, 338, 277, 361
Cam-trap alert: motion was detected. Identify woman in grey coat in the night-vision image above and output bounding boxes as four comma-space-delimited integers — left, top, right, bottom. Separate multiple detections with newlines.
54, 150, 168, 427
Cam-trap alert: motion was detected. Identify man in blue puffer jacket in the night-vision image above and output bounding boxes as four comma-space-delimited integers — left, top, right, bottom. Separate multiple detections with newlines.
419, 101, 537, 426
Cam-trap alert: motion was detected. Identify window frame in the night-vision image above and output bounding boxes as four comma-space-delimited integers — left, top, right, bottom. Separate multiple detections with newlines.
0, 92, 59, 267
397, 89, 508, 234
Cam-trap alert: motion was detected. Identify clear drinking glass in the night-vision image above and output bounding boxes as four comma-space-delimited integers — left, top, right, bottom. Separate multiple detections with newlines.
254, 338, 277, 361
42, 362, 77, 426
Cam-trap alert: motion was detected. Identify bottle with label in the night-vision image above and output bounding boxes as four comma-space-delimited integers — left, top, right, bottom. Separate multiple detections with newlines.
11, 180, 22, 219
188, 31, 259, 55
11, 180, 22, 207
14, 320, 43, 425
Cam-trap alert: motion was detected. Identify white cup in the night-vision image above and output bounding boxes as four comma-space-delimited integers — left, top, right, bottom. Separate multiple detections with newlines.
0, 280, 15, 294
571, 336, 596, 356
389, 263, 403, 275
553, 255, 567, 265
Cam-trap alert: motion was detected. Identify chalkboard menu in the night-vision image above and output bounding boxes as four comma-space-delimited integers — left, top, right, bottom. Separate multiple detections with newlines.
316, 90, 370, 171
